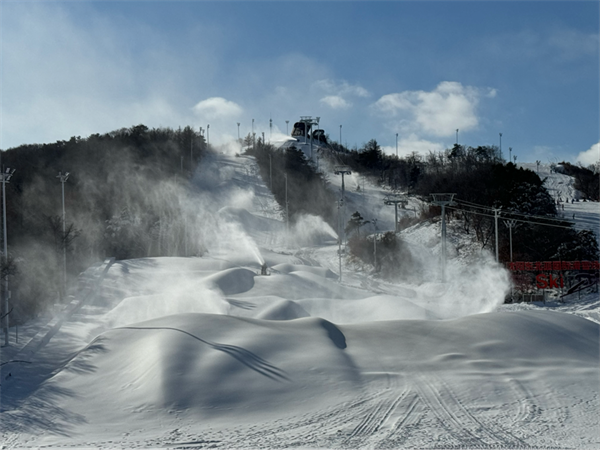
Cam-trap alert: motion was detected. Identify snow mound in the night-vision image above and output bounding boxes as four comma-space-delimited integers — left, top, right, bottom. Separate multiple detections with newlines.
254, 298, 311, 320
19, 311, 596, 436
272, 263, 338, 279
202, 267, 256, 295
298, 294, 440, 323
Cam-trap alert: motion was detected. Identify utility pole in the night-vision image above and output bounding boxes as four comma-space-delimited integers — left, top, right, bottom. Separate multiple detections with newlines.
372, 218, 378, 271
395, 133, 398, 158
493, 207, 501, 262
504, 219, 518, 301
269, 153, 272, 191
285, 173, 289, 233
206, 124, 210, 147
431, 193, 456, 282
503, 219, 518, 262
2, 167, 15, 346
57, 171, 70, 301
456, 129, 459, 145
337, 199, 343, 283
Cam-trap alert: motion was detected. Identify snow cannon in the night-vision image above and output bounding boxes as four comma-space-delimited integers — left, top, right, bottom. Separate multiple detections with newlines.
260, 262, 270, 276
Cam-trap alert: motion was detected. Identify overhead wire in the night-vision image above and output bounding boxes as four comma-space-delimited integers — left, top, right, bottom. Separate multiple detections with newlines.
446, 204, 592, 232
454, 198, 579, 224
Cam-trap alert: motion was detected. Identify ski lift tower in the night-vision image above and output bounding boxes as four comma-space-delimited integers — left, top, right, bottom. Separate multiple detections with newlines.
430, 193, 456, 282
384, 193, 408, 233
334, 165, 352, 281
299, 116, 319, 160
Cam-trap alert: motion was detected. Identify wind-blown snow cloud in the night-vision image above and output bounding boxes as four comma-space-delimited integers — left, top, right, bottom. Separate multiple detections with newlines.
372, 81, 495, 138
576, 142, 600, 167
192, 97, 243, 119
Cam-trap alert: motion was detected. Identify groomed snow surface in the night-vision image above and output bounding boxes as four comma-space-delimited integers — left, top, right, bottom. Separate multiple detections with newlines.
1, 152, 599, 449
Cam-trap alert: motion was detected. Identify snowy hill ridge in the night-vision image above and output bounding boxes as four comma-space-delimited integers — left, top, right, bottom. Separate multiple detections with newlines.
1, 151, 599, 449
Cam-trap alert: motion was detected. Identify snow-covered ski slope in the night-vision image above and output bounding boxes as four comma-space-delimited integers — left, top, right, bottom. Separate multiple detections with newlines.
1, 151, 598, 449
518, 162, 599, 240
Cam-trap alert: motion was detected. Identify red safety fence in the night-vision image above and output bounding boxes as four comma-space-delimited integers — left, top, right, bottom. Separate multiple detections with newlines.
506, 261, 600, 271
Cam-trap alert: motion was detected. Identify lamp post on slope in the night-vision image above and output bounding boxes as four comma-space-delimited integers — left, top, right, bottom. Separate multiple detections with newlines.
2, 167, 15, 346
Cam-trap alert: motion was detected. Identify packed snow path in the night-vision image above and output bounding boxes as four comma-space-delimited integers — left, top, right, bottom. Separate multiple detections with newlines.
1, 152, 598, 449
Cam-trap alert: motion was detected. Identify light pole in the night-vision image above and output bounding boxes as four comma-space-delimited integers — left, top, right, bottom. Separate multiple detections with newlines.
2, 167, 15, 346
431, 193, 456, 282
395, 133, 398, 158
339, 125, 342, 147
456, 129, 459, 145
269, 118, 272, 143
206, 124, 210, 147
509, 147, 512, 164
237, 122, 240, 141
499, 133, 502, 161
57, 171, 69, 301
536, 160, 541, 173
252, 119, 255, 150
285, 120, 289, 135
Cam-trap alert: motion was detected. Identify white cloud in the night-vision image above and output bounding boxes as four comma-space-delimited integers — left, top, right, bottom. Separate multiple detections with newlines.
381, 134, 445, 158
313, 79, 370, 98
1, 2, 222, 148
576, 142, 600, 167
192, 97, 243, 119
311, 79, 369, 112
372, 81, 494, 138
320, 95, 351, 110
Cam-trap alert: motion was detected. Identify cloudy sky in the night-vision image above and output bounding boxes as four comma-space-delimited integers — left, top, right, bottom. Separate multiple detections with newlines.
2, 1, 599, 164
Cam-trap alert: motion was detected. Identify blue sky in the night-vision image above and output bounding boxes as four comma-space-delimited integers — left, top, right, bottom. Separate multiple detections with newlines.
2, 1, 599, 164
